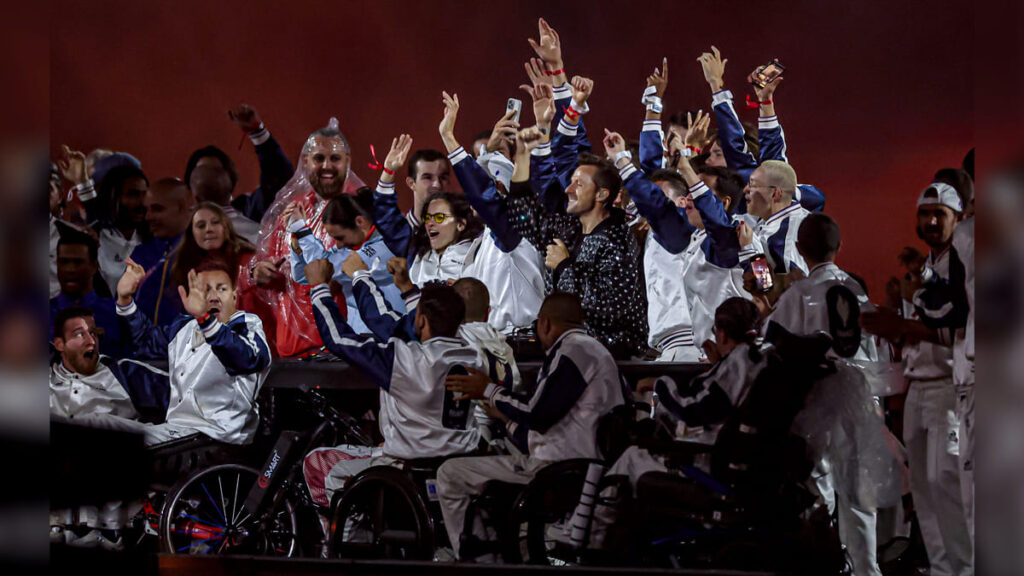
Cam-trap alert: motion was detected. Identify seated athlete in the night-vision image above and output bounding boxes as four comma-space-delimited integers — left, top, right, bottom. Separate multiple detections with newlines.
300, 257, 487, 508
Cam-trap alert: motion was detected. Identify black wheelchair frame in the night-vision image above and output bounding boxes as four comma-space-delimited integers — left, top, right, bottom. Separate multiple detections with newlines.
157, 387, 373, 557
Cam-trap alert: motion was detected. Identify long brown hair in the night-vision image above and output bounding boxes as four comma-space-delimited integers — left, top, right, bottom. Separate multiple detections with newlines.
170, 202, 255, 288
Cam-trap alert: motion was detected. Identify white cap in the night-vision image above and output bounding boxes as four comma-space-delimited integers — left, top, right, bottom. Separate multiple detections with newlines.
917, 182, 962, 213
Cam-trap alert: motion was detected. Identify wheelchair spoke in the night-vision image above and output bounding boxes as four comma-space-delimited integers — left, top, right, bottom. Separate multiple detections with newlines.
218, 476, 229, 529
231, 473, 240, 525
179, 512, 225, 530
200, 482, 227, 525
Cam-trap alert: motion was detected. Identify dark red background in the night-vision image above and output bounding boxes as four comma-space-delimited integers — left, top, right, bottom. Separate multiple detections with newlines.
51, 0, 973, 297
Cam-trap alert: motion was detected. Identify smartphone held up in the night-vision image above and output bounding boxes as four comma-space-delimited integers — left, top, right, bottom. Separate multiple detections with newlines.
751, 60, 785, 89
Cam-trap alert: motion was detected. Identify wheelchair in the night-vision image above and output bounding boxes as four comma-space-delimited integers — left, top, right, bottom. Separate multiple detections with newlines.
325, 455, 457, 560
156, 387, 375, 557
595, 331, 853, 574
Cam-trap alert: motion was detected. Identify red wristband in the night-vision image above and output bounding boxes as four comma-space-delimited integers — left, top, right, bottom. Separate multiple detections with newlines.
685, 145, 701, 154
544, 68, 565, 76
745, 94, 773, 109
562, 105, 580, 121
197, 312, 212, 324
367, 144, 396, 175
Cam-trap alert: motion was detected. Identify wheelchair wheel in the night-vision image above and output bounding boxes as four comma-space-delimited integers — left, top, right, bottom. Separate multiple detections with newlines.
328, 467, 433, 560
160, 463, 298, 556
509, 459, 595, 566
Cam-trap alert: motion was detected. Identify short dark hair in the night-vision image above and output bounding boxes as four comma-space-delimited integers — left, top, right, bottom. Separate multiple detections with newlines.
698, 165, 745, 215
57, 228, 99, 262
576, 153, 622, 208
416, 281, 465, 338
452, 278, 490, 322
649, 169, 688, 201
323, 187, 375, 229
184, 146, 238, 191
407, 149, 448, 181
54, 306, 94, 339
714, 297, 761, 346
797, 213, 842, 263
538, 292, 584, 327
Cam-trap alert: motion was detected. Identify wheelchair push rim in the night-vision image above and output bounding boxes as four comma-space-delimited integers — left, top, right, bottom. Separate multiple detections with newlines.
160, 463, 299, 556
328, 468, 434, 561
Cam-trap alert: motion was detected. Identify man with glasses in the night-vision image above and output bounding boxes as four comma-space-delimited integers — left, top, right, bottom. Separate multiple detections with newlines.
740, 160, 810, 275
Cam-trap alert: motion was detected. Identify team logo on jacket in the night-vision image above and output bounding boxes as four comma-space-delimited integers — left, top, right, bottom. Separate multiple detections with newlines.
442, 365, 472, 430
825, 285, 861, 358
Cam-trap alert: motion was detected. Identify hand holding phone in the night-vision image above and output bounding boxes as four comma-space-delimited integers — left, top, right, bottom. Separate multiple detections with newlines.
506, 98, 523, 124
750, 254, 775, 293
750, 60, 785, 89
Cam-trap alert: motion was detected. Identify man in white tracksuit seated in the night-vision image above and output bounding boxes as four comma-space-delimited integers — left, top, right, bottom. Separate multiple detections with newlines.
335, 252, 524, 452
113, 258, 271, 446
765, 213, 903, 576
436, 292, 627, 560
301, 258, 486, 508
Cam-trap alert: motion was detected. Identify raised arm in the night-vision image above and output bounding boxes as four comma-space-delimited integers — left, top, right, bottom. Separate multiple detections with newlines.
371, 134, 415, 258
639, 58, 669, 175
305, 259, 396, 390
58, 145, 105, 228
343, 253, 417, 341
605, 129, 695, 254
177, 267, 271, 374
227, 105, 296, 222
439, 92, 524, 252
114, 258, 174, 360
698, 46, 757, 180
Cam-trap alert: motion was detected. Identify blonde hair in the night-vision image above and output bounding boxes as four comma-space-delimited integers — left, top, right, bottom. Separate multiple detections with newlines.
759, 160, 798, 200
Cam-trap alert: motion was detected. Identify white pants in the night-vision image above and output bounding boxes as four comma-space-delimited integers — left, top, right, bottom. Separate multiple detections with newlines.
904, 380, 973, 576
436, 454, 550, 558
813, 458, 882, 576
955, 384, 974, 544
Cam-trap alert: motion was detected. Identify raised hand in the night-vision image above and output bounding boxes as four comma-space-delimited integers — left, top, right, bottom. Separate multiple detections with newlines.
646, 57, 669, 98
116, 257, 147, 306
227, 104, 263, 133
341, 251, 369, 278
486, 111, 520, 155
603, 129, 627, 162
281, 201, 309, 227
516, 126, 546, 156
58, 145, 88, 186
384, 134, 413, 173
520, 59, 556, 130
697, 45, 727, 92
439, 91, 460, 142
749, 69, 783, 103
387, 257, 413, 293
571, 75, 594, 106
527, 17, 563, 70
684, 110, 711, 150
304, 258, 335, 286
178, 268, 209, 319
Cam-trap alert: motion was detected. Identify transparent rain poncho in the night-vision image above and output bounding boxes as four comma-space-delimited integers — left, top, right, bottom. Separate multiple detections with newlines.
253, 118, 366, 355
792, 361, 907, 510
